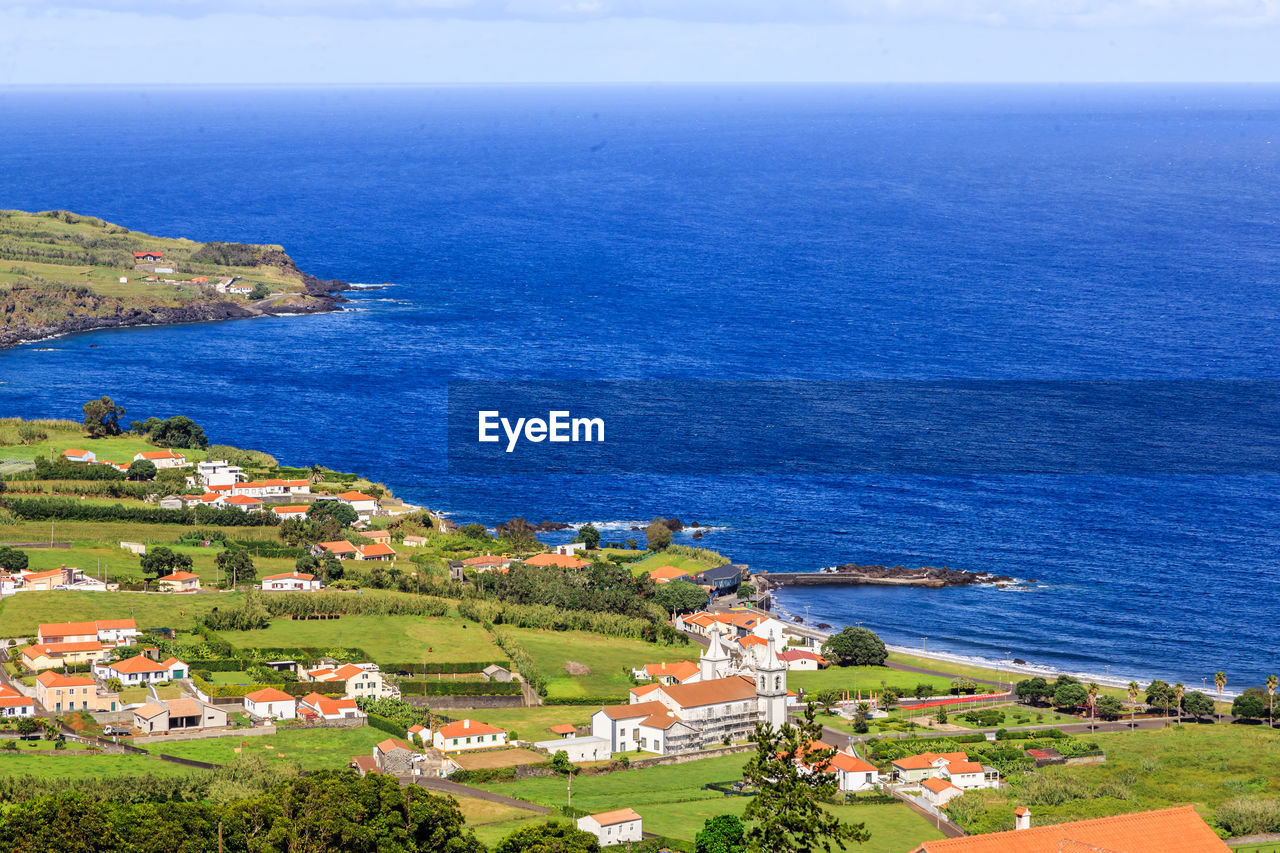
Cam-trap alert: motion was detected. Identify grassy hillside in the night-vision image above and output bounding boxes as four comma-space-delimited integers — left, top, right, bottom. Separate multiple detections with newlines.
0, 209, 343, 346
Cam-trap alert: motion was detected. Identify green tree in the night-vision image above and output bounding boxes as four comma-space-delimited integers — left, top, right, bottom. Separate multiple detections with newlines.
1267, 675, 1277, 728
813, 690, 840, 714
575, 524, 601, 550
1052, 681, 1088, 711
653, 579, 709, 614
1096, 695, 1123, 721
498, 517, 540, 553
307, 500, 359, 528
1173, 682, 1185, 720
307, 464, 326, 484
696, 814, 748, 853
494, 820, 600, 853
1015, 677, 1052, 705
742, 704, 870, 853
1182, 690, 1214, 721
1145, 680, 1175, 717
1086, 682, 1100, 732
1126, 681, 1140, 731
14, 717, 38, 736
820, 626, 887, 667
82, 396, 125, 437
1231, 689, 1268, 721
216, 548, 256, 588
1215, 671, 1227, 723
149, 416, 209, 450
644, 519, 673, 551
126, 458, 157, 481
549, 750, 577, 776
458, 523, 490, 541
248, 283, 270, 300
139, 546, 193, 582
0, 546, 29, 572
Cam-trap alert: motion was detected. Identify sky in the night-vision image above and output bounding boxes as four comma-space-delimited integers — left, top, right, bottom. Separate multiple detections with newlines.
1, 0, 1278, 85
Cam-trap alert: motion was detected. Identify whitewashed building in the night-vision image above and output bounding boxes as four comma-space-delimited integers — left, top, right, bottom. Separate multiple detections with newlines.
577, 809, 643, 847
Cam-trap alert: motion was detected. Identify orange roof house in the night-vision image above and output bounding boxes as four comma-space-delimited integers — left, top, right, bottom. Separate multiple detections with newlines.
648, 565, 692, 583
523, 553, 590, 569
908, 806, 1229, 853
643, 660, 701, 683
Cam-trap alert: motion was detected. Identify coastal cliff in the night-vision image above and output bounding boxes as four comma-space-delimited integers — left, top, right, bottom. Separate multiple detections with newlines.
0, 209, 348, 348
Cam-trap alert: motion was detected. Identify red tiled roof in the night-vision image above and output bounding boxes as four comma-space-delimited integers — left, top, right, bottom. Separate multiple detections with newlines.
337, 491, 376, 502
599, 700, 668, 721
159, 571, 199, 581
137, 450, 183, 460
134, 251, 163, 258
830, 751, 877, 773
358, 543, 396, 558
244, 687, 294, 703
36, 671, 95, 687
377, 737, 416, 754
909, 806, 1230, 853
24, 641, 105, 658
224, 494, 262, 505
522, 553, 590, 569
588, 808, 642, 827
461, 555, 509, 566
643, 660, 700, 680
317, 541, 358, 554
922, 777, 961, 794
657, 675, 757, 709
106, 655, 167, 674
548, 724, 577, 734
892, 751, 971, 770
272, 505, 310, 515
436, 719, 504, 739
262, 571, 315, 581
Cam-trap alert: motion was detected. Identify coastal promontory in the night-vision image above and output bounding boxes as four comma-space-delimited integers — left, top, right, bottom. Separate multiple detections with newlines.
0, 209, 347, 348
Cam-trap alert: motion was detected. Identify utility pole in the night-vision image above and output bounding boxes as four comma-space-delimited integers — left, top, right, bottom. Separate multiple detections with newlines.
921, 637, 928, 654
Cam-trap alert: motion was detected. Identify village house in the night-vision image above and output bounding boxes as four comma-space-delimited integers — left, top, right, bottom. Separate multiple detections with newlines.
776, 649, 829, 670
0, 685, 35, 718
482, 664, 513, 682
522, 552, 590, 570
157, 571, 201, 593
305, 662, 398, 700
223, 494, 264, 512
692, 564, 747, 596
260, 571, 322, 592
311, 541, 359, 560
920, 777, 965, 808
20, 566, 108, 592
22, 641, 109, 671
533, 734, 612, 763
229, 479, 311, 498
357, 542, 396, 561
368, 737, 451, 776
0, 573, 18, 597
908, 806, 1230, 853
272, 505, 310, 519
792, 740, 880, 792
401, 535, 429, 547
635, 660, 701, 685
362, 529, 392, 544
333, 491, 379, 519
891, 751, 1000, 789
60, 448, 97, 464
134, 251, 163, 262
35, 671, 119, 713
38, 619, 138, 646
196, 460, 245, 487
458, 554, 511, 572
298, 692, 365, 722
407, 723, 428, 743
547, 724, 577, 738
133, 698, 228, 735
552, 542, 587, 555
432, 719, 508, 752
648, 565, 693, 584
96, 654, 187, 686
577, 809, 643, 847
134, 450, 190, 469
243, 687, 297, 720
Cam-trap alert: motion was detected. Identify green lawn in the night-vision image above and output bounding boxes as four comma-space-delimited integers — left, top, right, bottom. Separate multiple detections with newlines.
476, 752, 941, 852
219, 615, 503, 665
789, 665, 960, 696
625, 551, 720, 577
0, 428, 213, 467
0, 752, 193, 779
0, 590, 244, 637
457, 706, 596, 742
154, 726, 387, 771
506, 627, 698, 699
955, 723, 1280, 835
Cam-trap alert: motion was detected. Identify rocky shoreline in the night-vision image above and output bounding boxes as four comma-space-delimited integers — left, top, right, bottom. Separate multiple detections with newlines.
756, 563, 1012, 590
0, 279, 349, 350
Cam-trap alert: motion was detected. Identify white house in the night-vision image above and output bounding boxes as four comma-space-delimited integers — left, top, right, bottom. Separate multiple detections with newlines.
305, 663, 398, 699
776, 649, 829, 671
0, 685, 35, 718
196, 459, 244, 488
0, 574, 17, 597
534, 735, 612, 763
39, 619, 138, 646
891, 751, 1000, 789
230, 479, 311, 498
298, 691, 365, 721
223, 494, 264, 513
260, 571, 322, 592
133, 450, 189, 469
553, 542, 587, 555
921, 777, 966, 807
797, 742, 881, 793
243, 687, 297, 720
96, 655, 187, 685
432, 719, 507, 752
334, 491, 379, 519
577, 809, 643, 847
60, 449, 97, 464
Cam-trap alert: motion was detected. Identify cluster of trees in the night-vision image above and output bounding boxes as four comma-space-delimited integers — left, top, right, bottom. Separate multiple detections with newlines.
128, 415, 210, 450
82, 396, 126, 438
33, 457, 124, 481
1231, 677, 1280, 726
0, 546, 28, 572
473, 562, 657, 621
0, 497, 278, 527
139, 547, 194, 582
820, 627, 888, 667
653, 579, 710, 614
0, 771, 484, 853
1016, 675, 1092, 711
200, 592, 271, 632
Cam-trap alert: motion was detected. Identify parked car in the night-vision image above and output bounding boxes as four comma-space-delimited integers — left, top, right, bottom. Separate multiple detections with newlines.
103, 725, 131, 736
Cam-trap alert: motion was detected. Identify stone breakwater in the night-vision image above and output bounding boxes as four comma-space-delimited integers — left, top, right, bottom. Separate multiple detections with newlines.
756, 563, 1012, 590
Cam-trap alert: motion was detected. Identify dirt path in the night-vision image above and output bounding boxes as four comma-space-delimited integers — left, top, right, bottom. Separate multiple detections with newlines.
408, 777, 551, 814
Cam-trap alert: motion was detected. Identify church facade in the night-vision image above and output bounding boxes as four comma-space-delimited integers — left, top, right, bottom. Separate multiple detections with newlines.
590, 633, 789, 755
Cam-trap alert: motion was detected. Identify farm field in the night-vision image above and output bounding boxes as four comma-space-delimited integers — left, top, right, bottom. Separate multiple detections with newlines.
506, 626, 699, 699
219, 614, 504, 665
0, 752, 193, 779
450, 796, 537, 827
626, 551, 721, 577
955, 723, 1280, 833
788, 665, 962, 696
0, 590, 243, 636
452, 748, 547, 771
457, 706, 595, 741
153, 726, 387, 771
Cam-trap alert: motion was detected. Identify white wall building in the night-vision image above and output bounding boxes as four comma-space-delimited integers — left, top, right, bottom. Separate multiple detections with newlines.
243, 687, 297, 720
260, 572, 322, 592
577, 809, 643, 847
533, 735, 612, 763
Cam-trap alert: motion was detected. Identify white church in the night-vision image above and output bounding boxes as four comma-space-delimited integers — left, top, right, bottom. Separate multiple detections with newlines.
590, 633, 789, 755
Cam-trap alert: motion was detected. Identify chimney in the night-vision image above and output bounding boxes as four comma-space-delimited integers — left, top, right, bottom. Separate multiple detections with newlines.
1014, 807, 1031, 831
464, 719, 470, 730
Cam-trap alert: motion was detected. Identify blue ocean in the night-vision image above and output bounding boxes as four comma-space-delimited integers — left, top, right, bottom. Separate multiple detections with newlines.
2, 85, 1278, 690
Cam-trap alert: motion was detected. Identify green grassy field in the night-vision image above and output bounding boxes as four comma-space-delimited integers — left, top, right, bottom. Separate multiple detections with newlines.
789, 665, 961, 696
0, 590, 244, 637
626, 551, 719, 577
153, 726, 386, 771
0, 752, 194, 779
959, 723, 1280, 833
0, 425, 213, 467
219, 614, 503, 664
506, 627, 699, 699
476, 751, 941, 851
455, 706, 596, 742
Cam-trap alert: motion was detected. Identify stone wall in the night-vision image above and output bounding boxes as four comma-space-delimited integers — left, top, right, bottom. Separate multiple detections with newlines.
134, 724, 276, 745
406, 695, 527, 710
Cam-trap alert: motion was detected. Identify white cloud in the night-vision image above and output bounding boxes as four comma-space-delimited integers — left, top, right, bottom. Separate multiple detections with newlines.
2, 0, 1278, 26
